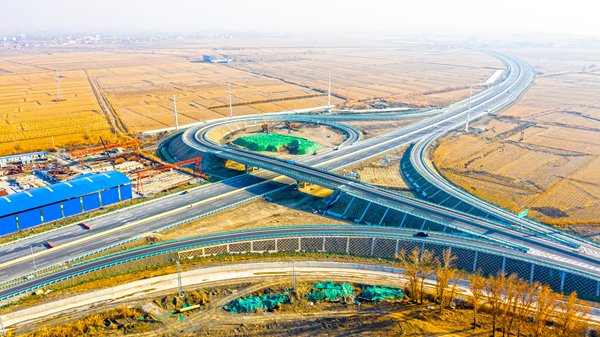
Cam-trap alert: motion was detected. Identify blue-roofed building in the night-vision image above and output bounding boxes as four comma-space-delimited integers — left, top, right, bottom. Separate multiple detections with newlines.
0, 171, 132, 236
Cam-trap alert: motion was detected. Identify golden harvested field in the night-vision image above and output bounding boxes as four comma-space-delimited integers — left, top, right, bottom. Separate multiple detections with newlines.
433, 47, 600, 227
231, 47, 502, 107
0, 42, 500, 155
0, 68, 117, 156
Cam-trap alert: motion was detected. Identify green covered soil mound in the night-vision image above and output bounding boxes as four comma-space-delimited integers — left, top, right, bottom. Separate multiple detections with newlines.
233, 134, 321, 155
307, 281, 354, 302
357, 286, 404, 302
225, 292, 290, 314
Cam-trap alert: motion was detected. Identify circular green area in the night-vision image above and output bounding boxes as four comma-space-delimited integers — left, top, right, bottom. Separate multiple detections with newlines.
233, 134, 321, 155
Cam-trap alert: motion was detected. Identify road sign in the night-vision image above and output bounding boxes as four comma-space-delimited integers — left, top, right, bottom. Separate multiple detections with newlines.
518, 209, 529, 218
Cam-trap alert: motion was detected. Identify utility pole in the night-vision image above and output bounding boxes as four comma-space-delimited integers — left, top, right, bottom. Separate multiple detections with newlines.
228, 81, 233, 119
327, 71, 331, 112
30, 245, 36, 271
176, 258, 184, 297
173, 95, 179, 131
292, 260, 296, 292
53, 70, 64, 102
466, 84, 473, 133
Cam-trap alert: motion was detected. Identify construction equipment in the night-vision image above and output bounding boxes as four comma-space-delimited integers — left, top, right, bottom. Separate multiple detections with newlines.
70, 139, 141, 158
284, 120, 300, 132
261, 123, 270, 133
99, 137, 116, 170
135, 157, 207, 195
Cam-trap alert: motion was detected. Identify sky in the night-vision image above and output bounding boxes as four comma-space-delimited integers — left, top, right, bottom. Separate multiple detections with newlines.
1, 0, 599, 37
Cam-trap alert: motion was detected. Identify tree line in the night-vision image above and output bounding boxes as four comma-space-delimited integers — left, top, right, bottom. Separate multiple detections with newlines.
396, 248, 594, 337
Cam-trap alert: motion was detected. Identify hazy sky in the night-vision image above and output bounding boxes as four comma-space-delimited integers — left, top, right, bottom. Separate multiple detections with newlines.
1, 0, 599, 37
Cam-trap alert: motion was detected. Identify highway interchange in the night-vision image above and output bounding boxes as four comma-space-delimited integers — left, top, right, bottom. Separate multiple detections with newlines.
1, 50, 599, 302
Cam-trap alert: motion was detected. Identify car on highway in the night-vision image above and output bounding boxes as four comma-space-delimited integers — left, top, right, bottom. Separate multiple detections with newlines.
79, 222, 91, 230
287, 160, 295, 165
414, 232, 430, 238
44, 241, 55, 249
181, 190, 189, 195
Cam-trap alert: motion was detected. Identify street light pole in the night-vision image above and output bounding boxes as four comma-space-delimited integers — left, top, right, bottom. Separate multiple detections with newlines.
228, 81, 233, 119
30, 245, 36, 271
466, 84, 473, 133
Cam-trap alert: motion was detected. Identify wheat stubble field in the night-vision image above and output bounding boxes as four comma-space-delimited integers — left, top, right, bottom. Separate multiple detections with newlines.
434, 47, 600, 233
0, 41, 499, 155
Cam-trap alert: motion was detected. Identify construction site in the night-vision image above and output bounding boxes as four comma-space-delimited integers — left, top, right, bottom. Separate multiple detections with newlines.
0, 21, 599, 337
0, 138, 207, 201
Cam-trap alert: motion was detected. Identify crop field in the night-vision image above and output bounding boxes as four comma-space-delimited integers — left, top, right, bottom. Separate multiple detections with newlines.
231, 47, 501, 107
433, 47, 600, 227
90, 62, 334, 132
0, 69, 117, 156
0, 42, 500, 155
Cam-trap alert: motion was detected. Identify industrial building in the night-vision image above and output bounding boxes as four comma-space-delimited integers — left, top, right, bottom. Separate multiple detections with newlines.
0, 171, 132, 236
202, 54, 231, 64
0, 151, 47, 167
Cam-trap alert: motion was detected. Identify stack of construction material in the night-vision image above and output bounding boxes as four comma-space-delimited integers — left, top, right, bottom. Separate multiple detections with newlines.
306, 281, 354, 302
225, 292, 289, 314
357, 286, 404, 302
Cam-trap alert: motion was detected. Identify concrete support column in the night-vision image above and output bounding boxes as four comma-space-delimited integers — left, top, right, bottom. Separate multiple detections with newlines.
358, 202, 371, 223
501, 257, 506, 274
378, 208, 389, 226
395, 239, 400, 257
342, 197, 355, 218
529, 264, 535, 283
399, 213, 408, 228
560, 272, 566, 291
472, 251, 478, 272
345, 237, 350, 254
322, 237, 326, 252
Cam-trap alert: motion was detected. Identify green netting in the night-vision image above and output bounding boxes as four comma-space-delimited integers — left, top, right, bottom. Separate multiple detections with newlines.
225, 292, 289, 314
357, 286, 404, 302
233, 134, 321, 155
307, 281, 354, 302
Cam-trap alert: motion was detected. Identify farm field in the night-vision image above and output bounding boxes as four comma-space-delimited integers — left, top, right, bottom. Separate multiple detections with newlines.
0, 69, 117, 156
0, 41, 500, 155
433, 47, 600, 229
230, 47, 502, 107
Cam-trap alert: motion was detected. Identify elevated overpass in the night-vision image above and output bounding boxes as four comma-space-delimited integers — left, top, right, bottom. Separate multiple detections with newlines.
1, 226, 599, 302
2, 50, 599, 304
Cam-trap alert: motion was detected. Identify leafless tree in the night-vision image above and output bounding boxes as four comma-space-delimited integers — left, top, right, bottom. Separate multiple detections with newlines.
468, 273, 486, 329
434, 249, 457, 313
534, 284, 559, 337
512, 279, 537, 337
557, 291, 591, 337
485, 273, 506, 336
396, 248, 419, 302
417, 249, 438, 304
499, 274, 520, 337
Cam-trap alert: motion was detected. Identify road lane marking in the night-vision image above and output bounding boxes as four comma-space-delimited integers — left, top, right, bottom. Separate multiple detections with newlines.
0, 176, 289, 271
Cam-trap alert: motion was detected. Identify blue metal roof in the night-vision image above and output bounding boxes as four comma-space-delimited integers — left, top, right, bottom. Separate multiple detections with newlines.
0, 171, 131, 217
